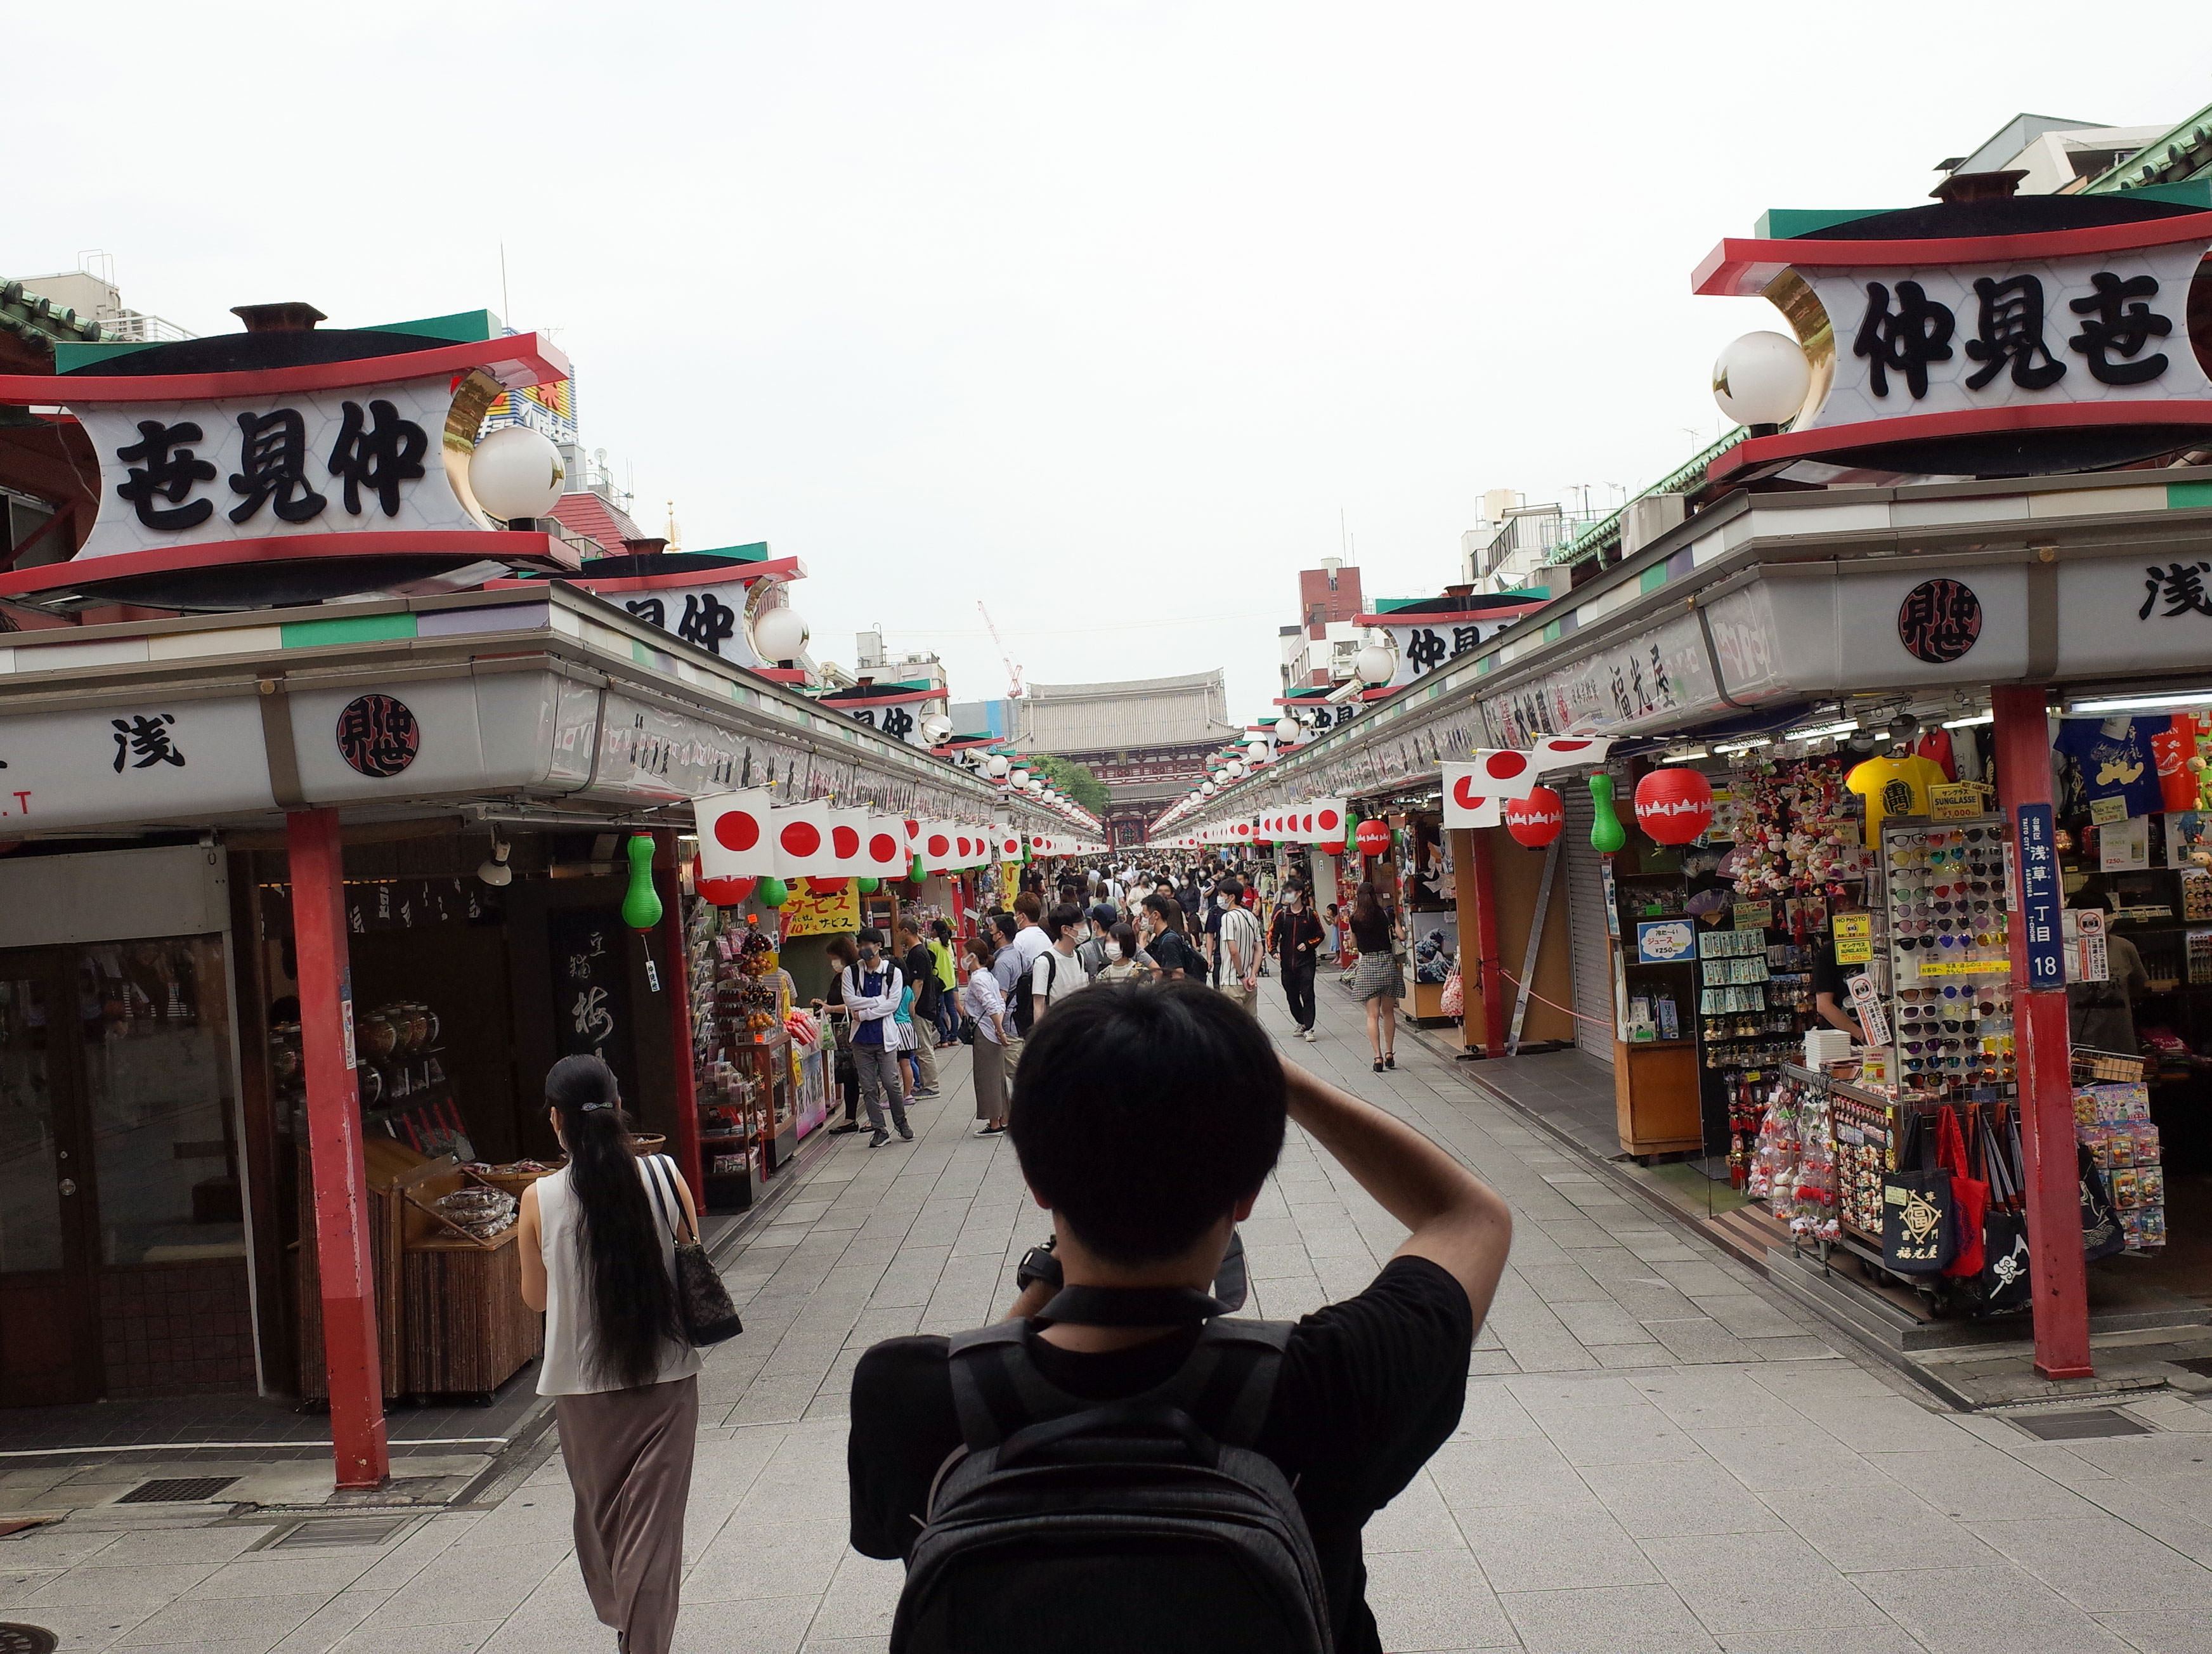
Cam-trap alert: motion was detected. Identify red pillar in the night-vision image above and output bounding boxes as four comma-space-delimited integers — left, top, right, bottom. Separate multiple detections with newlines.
285, 808, 390, 1489
653, 834, 704, 1204
1992, 685, 2093, 1379
1463, 828, 1507, 1058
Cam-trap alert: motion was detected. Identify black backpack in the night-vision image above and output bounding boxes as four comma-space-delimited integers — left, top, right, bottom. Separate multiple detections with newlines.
892, 1287, 1332, 1654
1010, 951, 1055, 1036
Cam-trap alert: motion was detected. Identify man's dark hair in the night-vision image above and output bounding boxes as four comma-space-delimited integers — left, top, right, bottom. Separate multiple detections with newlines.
992, 913, 1020, 944
1218, 878, 1244, 902
857, 926, 887, 948
1045, 901, 1084, 939
1011, 981, 1285, 1263
1013, 891, 1043, 921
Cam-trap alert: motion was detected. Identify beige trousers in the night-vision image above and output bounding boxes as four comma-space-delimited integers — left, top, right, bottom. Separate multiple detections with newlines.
554, 1372, 699, 1654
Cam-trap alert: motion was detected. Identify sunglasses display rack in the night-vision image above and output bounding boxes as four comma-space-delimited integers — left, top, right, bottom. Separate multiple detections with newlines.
1881, 819, 2018, 1103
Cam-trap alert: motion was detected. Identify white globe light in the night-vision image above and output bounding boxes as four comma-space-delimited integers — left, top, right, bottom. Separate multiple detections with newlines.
751, 604, 810, 663
1009, 767, 1029, 786
986, 754, 1010, 779
467, 424, 566, 523
1355, 643, 1396, 686
1712, 330, 1812, 427
1028, 778, 1045, 793
1201, 781, 1217, 796
1224, 761, 1245, 779
1246, 736, 1270, 758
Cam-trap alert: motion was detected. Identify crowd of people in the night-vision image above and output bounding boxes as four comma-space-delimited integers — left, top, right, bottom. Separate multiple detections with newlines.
516, 850, 1479, 1654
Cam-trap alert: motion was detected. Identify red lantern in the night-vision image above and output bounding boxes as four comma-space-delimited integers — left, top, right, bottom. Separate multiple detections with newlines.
1355, 819, 1391, 856
696, 874, 757, 907
807, 876, 850, 895
1634, 767, 1714, 845
1504, 786, 1565, 848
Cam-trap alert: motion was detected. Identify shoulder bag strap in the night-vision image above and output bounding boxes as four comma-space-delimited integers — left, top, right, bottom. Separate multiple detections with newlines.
645, 1154, 696, 1246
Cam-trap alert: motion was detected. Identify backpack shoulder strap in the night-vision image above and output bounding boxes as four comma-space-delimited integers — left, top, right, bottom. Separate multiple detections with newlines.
946, 1322, 1074, 1451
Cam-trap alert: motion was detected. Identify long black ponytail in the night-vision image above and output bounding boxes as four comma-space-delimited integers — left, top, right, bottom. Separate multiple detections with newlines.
546, 1055, 684, 1390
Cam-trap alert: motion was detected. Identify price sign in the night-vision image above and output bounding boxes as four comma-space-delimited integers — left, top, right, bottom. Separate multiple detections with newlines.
1832, 911, 1873, 965
2015, 802, 2064, 991
1929, 783, 1986, 820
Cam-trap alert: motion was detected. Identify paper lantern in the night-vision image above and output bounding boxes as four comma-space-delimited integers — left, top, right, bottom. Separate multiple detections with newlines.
1588, 774, 1627, 856
808, 876, 849, 895
1634, 767, 1714, 845
857, 876, 881, 894
621, 833, 663, 931
1355, 818, 1391, 856
756, 876, 789, 908
1504, 787, 1565, 848
696, 874, 757, 907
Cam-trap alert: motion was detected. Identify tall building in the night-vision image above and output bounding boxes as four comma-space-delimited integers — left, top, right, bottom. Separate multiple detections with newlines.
1279, 557, 1367, 695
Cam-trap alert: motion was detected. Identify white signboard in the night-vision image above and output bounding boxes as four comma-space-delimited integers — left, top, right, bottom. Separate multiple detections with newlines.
74, 377, 483, 559
614, 578, 769, 666
0, 696, 275, 831
1373, 614, 1526, 690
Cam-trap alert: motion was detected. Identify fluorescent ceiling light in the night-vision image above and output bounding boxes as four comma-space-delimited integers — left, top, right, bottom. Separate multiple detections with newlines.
1661, 748, 1709, 760
1712, 737, 1773, 754
1781, 720, 1857, 741
1942, 711, 1993, 728
2069, 689, 2212, 715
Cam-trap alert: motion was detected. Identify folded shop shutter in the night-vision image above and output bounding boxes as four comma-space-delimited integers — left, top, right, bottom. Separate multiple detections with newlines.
1563, 783, 1615, 1064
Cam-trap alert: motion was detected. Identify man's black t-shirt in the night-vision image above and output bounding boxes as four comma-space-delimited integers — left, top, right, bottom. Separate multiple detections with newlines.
848, 1256, 1474, 1654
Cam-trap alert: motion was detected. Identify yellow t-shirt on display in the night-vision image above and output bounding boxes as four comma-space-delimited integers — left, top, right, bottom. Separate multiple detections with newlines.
1847, 755, 1948, 830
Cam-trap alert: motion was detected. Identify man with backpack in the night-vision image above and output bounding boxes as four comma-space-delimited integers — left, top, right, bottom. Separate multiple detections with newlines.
1074, 902, 1118, 978
897, 918, 944, 1098
847, 980, 1512, 1654
1019, 902, 1091, 1030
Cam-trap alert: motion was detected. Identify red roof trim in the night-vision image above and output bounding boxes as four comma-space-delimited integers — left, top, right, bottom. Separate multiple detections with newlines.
1707, 400, 2212, 483
0, 531, 560, 598
0, 334, 571, 405
1693, 215, 2212, 297
1354, 602, 1544, 627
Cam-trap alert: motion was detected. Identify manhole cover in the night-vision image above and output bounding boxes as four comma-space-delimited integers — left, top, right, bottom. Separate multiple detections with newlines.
2011, 1409, 2152, 1441
115, 1476, 239, 1504
0, 1624, 59, 1654
268, 1515, 415, 1550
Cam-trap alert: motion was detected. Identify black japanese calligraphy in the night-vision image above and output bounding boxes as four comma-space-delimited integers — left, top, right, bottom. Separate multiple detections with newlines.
328, 399, 428, 516
2140, 561, 2212, 620
677, 591, 738, 654
111, 712, 185, 772
882, 707, 917, 741
623, 597, 667, 627
115, 421, 217, 530
1963, 275, 2066, 391
2069, 271, 2171, 386
334, 694, 421, 778
1452, 624, 1480, 656
1403, 627, 1447, 674
1897, 578, 1984, 663
1854, 280, 1955, 400
228, 410, 328, 524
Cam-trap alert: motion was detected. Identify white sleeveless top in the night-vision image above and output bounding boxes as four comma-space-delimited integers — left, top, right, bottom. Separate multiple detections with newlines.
535, 1155, 705, 1396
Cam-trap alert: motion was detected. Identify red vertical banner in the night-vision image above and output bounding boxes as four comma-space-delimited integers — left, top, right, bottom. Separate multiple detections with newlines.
1992, 686, 2093, 1380
286, 807, 390, 1490
1465, 828, 1507, 1058
654, 833, 704, 1204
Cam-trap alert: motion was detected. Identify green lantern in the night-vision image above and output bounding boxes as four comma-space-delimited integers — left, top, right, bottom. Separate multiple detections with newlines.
1588, 774, 1627, 855
858, 876, 881, 894
621, 832, 663, 932
757, 875, 790, 908
908, 852, 927, 885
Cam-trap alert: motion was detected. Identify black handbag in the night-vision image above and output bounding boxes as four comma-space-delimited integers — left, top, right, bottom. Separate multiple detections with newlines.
1882, 1110, 1957, 1275
2078, 1143, 2128, 1263
644, 1155, 744, 1346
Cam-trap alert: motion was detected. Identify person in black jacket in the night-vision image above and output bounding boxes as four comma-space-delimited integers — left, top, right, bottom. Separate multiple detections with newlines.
1270, 882, 1325, 1040
897, 918, 942, 1098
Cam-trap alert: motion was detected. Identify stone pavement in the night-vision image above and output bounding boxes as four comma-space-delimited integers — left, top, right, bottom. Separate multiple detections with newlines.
6, 978, 2212, 1652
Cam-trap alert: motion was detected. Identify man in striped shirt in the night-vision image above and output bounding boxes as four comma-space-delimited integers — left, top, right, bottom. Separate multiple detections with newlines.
1215, 876, 1264, 1016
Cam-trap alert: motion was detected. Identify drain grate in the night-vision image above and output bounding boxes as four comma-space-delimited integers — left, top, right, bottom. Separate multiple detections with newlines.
115, 1476, 239, 1505
0, 1624, 58, 1654
268, 1515, 415, 1551
2011, 1409, 2152, 1441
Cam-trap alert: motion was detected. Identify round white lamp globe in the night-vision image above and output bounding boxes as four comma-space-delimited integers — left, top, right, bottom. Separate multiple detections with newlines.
1355, 643, 1396, 686
1201, 781, 1217, 796
986, 754, 1010, 779
1009, 767, 1029, 787
751, 604, 810, 663
468, 426, 566, 523
1712, 331, 1811, 427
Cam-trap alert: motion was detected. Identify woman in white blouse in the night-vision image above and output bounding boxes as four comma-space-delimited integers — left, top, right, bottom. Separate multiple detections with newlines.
963, 935, 1010, 1136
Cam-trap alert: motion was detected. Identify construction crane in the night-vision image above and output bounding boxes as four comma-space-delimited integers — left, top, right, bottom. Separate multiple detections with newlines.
978, 601, 1024, 698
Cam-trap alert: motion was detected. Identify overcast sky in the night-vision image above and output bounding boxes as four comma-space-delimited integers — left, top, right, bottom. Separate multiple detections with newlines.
14, 4, 2212, 731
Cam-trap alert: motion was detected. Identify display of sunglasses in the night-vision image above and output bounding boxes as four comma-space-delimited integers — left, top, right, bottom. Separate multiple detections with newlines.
1964, 828, 1988, 842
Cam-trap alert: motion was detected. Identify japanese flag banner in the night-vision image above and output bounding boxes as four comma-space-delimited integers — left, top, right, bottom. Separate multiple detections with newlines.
1531, 733, 1615, 772
920, 820, 959, 871
1299, 799, 1348, 842
824, 808, 872, 878
997, 827, 1022, 860
771, 799, 839, 877
1439, 766, 1504, 828
862, 816, 908, 876
1459, 749, 1547, 800
695, 788, 778, 877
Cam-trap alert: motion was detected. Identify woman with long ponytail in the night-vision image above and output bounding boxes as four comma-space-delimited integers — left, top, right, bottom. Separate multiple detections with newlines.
518, 1055, 705, 1654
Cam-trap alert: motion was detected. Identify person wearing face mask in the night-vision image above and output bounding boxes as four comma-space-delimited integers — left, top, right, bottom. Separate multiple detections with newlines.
1270, 882, 1325, 1040
1093, 920, 1156, 986
842, 928, 912, 1147
1074, 902, 1119, 977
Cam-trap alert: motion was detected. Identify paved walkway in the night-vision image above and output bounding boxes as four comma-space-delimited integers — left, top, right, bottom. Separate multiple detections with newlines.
6, 979, 2212, 1651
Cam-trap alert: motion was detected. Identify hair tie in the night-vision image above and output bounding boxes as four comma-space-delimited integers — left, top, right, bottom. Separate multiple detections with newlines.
580, 1100, 616, 1112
